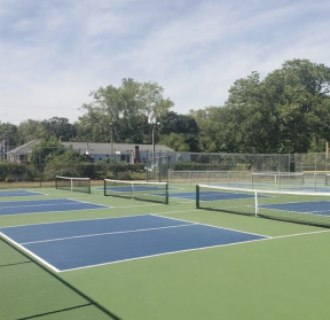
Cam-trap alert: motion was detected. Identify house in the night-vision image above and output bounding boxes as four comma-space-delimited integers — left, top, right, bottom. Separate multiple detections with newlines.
6, 140, 175, 165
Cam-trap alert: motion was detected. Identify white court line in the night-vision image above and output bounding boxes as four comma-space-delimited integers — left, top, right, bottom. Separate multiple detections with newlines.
3, 213, 330, 273
271, 229, 330, 240
49, 192, 193, 204
171, 196, 195, 200
261, 200, 330, 207
0, 210, 198, 228
0, 201, 84, 210
0, 231, 60, 273
259, 206, 330, 218
20, 224, 196, 245
0, 198, 109, 209
66, 198, 112, 206
60, 226, 330, 272
7, 224, 330, 273
0, 191, 47, 196
151, 213, 270, 238
0, 206, 112, 218
60, 237, 268, 272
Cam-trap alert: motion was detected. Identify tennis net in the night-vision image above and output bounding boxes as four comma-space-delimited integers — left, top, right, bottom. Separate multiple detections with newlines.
325, 174, 330, 186
104, 179, 169, 204
196, 184, 330, 227
55, 176, 91, 194
251, 172, 304, 189
168, 170, 251, 186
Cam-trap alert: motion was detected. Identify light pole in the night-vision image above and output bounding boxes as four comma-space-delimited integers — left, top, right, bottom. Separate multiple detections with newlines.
84, 123, 103, 159
0, 132, 11, 161
148, 116, 159, 154
110, 122, 114, 161
148, 116, 160, 180
109, 121, 119, 163
0, 133, 6, 161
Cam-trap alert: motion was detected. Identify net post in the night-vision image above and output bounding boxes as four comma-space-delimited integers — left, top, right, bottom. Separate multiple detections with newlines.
196, 185, 200, 209
71, 179, 73, 192
250, 172, 253, 189
103, 179, 106, 196
131, 182, 134, 200
165, 183, 169, 205
279, 173, 281, 190
254, 190, 258, 217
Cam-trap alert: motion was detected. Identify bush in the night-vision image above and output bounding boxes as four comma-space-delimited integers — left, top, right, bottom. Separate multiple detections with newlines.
0, 162, 146, 183
0, 163, 38, 182
171, 162, 251, 171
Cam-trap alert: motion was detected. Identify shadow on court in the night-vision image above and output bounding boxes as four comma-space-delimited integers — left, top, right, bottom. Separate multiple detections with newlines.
0, 237, 122, 320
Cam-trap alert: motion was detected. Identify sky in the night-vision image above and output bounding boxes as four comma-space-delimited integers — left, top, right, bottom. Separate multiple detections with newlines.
0, 0, 329, 125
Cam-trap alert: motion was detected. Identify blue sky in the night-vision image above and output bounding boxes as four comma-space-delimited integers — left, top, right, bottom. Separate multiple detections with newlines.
0, 0, 329, 124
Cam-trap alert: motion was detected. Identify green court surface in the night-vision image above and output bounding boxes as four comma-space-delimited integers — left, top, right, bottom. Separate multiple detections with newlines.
1, 184, 330, 320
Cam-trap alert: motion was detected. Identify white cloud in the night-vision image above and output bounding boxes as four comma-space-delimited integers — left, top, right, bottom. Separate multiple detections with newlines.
0, 0, 329, 124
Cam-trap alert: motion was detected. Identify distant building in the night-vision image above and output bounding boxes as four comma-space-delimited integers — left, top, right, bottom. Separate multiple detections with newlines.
6, 140, 175, 165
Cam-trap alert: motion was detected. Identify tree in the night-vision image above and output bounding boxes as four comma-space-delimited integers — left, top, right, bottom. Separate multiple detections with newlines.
30, 139, 66, 165
160, 133, 191, 151
264, 59, 330, 152
40, 117, 76, 142
16, 119, 44, 144
158, 111, 199, 151
78, 79, 174, 145
194, 59, 330, 154
138, 81, 174, 153
0, 122, 18, 149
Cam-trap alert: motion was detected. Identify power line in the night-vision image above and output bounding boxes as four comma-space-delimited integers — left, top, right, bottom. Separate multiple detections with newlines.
0, 104, 79, 110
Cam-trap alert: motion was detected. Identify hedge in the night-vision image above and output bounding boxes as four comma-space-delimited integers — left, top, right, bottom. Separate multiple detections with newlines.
0, 162, 146, 182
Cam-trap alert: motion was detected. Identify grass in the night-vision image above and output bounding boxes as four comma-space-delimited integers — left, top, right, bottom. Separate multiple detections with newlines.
1, 183, 330, 319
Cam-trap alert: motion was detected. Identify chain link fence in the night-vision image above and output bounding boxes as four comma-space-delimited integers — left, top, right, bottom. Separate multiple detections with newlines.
1, 145, 330, 188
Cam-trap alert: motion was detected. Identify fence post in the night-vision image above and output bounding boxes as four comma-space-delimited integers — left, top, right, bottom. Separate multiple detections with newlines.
196, 185, 200, 209
158, 150, 161, 182
146, 150, 149, 182
39, 147, 42, 188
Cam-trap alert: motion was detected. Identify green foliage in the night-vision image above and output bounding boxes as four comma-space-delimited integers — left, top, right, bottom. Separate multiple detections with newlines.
40, 162, 146, 181
0, 163, 38, 182
30, 139, 66, 165
159, 133, 191, 152
190, 59, 330, 154
158, 111, 199, 152
0, 122, 18, 148
172, 161, 234, 171
3, 59, 330, 155
76, 78, 174, 145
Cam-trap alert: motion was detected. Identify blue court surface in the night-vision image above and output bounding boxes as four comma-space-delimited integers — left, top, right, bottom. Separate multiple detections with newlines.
282, 186, 330, 193
0, 215, 266, 271
260, 200, 330, 216
0, 199, 108, 216
171, 191, 256, 201
0, 190, 45, 197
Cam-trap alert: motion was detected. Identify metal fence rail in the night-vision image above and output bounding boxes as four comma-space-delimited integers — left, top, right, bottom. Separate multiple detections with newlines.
2, 145, 330, 187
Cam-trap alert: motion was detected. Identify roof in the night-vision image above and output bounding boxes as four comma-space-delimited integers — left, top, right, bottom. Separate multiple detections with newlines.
6, 139, 40, 155
7, 140, 174, 155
